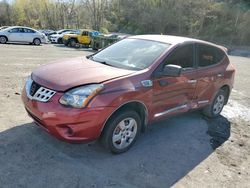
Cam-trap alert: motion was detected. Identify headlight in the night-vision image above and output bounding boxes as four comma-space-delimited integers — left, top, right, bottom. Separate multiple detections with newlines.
59, 84, 104, 108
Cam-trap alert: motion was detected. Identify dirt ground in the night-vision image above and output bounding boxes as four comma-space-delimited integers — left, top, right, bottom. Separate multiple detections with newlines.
0, 43, 249, 188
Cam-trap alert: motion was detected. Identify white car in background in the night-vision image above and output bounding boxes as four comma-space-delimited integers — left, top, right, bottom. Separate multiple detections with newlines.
0, 26, 46, 45
50, 30, 77, 44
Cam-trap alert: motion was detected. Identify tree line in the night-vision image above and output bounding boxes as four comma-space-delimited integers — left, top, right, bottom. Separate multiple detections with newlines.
0, 0, 250, 45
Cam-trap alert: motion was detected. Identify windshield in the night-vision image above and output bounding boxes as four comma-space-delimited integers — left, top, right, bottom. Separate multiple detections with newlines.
91, 38, 170, 70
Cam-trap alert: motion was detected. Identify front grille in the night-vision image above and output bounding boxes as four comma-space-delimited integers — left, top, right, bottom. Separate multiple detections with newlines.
32, 86, 56, 102
26, 79, 56, 102
30, 82, 41, 96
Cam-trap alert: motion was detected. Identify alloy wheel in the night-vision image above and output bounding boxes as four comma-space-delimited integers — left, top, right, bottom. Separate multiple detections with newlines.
213, 94, 225, 115
112, 117, 138, 150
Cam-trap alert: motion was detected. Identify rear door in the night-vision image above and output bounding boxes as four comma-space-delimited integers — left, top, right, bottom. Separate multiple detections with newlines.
23, 28, 36, 42
152, 44, 198, 119
194, 43, 227, 106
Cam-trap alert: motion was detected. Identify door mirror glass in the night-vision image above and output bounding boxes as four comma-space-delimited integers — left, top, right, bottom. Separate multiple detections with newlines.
163, 64, 182, 77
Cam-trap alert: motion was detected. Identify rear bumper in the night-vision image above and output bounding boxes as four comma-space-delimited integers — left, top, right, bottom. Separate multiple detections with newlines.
22, 89, 115, 143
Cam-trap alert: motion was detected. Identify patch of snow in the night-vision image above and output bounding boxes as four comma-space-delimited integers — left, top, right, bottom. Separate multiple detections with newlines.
222, 100, 250, 123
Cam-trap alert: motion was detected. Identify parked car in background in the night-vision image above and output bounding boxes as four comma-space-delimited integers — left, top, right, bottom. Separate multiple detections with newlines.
39, 29, 55, 36
47, 29, 76, 41
22, 35, 235, 153
63, 29, 100, 47
0, 26, 9, 30
50, 30, 77, 44
0, 26, 46, 45
91, 33, 129, 50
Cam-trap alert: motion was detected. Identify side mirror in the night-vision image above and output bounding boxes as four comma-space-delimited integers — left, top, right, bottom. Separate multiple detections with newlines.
163, 64, 182, 77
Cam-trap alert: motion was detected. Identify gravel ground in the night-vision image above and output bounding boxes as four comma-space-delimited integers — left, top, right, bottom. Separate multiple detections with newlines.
0, 43, 249, 188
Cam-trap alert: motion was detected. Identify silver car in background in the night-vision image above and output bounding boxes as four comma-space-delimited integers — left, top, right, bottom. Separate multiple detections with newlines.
0, 26, 46, 45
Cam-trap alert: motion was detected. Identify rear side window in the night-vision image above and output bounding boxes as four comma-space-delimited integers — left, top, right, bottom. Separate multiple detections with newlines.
164, 44, 194, 70
24, 28, 35, 33
197, 44, 225, 67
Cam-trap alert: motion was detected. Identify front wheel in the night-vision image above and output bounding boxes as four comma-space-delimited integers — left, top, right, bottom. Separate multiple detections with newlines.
100, 111, 141, 154
203, 89, 227, 118
69, 39, 77, 47
0, 36, 7, 44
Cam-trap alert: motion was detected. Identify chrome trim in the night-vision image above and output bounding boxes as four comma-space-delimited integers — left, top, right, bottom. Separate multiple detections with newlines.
32, 87, 56, 102
187, 80, 197, 84
141, 80, 153, 87
26, 78, 56, 102
101, 100, 149, 131
198, 100, 209, 104
154, 104, 187, 118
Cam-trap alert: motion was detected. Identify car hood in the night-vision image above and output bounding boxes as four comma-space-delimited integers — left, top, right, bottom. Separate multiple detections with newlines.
50, 34, 61, 37
31, 57, 135, 91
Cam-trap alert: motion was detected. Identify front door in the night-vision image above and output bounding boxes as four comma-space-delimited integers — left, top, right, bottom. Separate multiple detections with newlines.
79, 31, 90, 44
152, 44, 198, 119
8, 28, 24, 42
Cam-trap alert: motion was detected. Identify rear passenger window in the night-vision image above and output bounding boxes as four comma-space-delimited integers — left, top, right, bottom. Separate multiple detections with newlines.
216, 48, 226, 62
197, 44, 225, 67
164, 44, 194, 70
24, 29, 35, 33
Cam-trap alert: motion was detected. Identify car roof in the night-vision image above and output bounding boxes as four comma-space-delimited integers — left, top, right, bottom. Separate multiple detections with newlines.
6, 26, 37, 30
129, 35, 227, 52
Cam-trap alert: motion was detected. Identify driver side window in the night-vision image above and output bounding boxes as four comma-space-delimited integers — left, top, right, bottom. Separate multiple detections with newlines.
82, 31, 88, 36
164, 44, 194, 70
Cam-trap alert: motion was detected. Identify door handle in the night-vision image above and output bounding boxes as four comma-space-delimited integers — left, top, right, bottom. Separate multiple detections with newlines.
187, 79, 197, 84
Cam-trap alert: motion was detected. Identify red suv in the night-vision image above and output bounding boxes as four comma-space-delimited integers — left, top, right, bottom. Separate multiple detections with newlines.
22, 35, 235, 153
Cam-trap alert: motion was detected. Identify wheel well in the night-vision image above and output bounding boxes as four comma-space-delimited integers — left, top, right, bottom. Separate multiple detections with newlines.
33, 38, 41, 41
102, 101, 148, 133
70, 37, 78, 42
221, 85, 230, 104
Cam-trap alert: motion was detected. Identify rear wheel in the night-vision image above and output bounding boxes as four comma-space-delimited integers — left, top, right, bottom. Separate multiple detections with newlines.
101, 111, 141, 154
0, 36, 7, 44
203, 89, 227, 118
33, 38, 41, 45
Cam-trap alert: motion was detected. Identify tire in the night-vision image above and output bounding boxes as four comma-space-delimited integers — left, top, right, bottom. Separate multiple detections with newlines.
69, 38, 77, 47
202, 89, 227, 118
57, 38, 63, 44
33, 38, 41, 45
64, 40, 69, 46
100, 111, 141, 154
0, 36, 7, 44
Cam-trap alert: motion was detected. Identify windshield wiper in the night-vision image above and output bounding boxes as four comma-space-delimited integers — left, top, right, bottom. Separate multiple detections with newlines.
86, 54, 93, 59
90, 57, 114, 67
